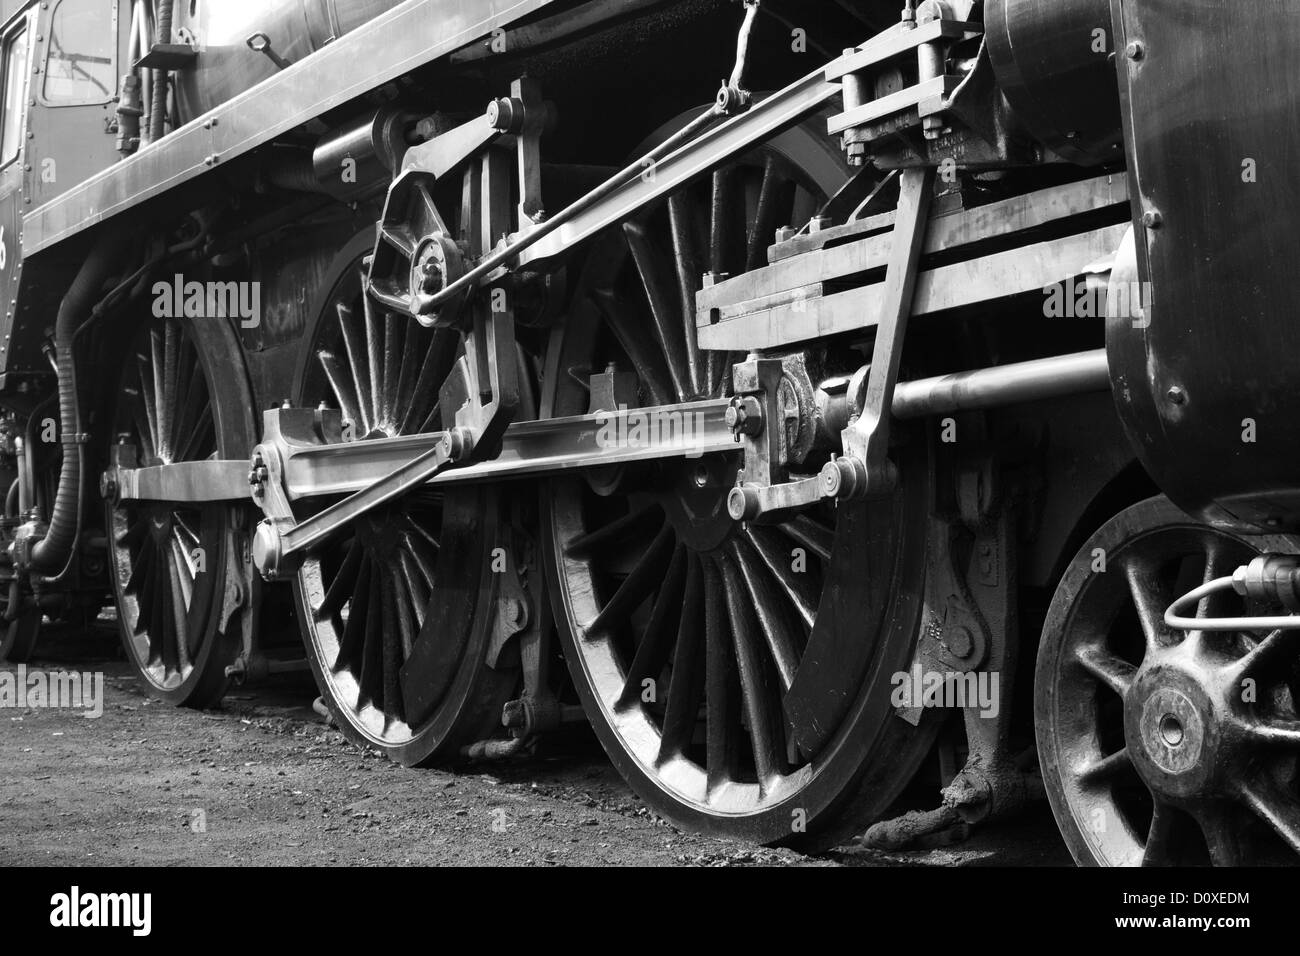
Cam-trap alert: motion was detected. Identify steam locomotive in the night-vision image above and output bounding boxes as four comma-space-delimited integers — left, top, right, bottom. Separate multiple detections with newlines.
1, 0, 1296, 865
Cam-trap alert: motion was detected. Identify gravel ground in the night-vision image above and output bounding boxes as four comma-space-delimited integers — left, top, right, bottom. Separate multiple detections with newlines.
0, 629, 1071, 867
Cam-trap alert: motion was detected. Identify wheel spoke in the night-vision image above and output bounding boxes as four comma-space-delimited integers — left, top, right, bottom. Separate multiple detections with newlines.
147, 550, 168, 668
1142, 802, 1180, 866
171, 345, 203, 456
358, 559, 385, 706
586, 522, 675, 635
125, 536, 153, 600
1239, 777, 1300, 855
744, 526, 818, 633
658, 553, 706, 762
317, 542, 363, 620
619, 546, 687, 708
666, 193, 706, 396
1122, 554, 1175, 655
590, 289, 676, 408
125, 384, 155, 463
719, 549, 785, 785
317, 349, 364, 434
703, 556, 738, 792
564, 505, 663, 559
709, 167, 735, 275
1242, 717, 1300, 750
624, 219, 692, 402
169, 531, 195, 604
335, 556, 372, 671
161, 319, 180, 457
392, 325, 423, 420
1076, 747, 1133, 788
731, 539, 799, 693
380, 566, 404, 718
149, 329, 169, 460
744, 157, 792, 273
166, 552, 191, 671
335, 302, 373, 434
397, 543, 432, 620
116, 517, 149, 550
1198, 535, 1239, 619
1193, 803, 1250, 866
400, 327, 457, 434
391, 567, 417, 660
1072, 642, 1136, 697
1230, 628, 1300, 683
362, 294, 385, 432
380, 311, 402, 431
779, 514, 833, 564
175, 403, 214, 463
136, 357, 159, 458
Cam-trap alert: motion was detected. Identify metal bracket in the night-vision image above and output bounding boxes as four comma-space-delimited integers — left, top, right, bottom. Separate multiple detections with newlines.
728, 166, 935, 521
822, 164, 934, 500
368, 77, 550, 323
253, 147, 522, 581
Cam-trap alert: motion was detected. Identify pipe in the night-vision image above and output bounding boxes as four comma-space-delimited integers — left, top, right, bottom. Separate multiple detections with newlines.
149, 0, 173, 144
29, 236, 125, 574
14, 435, 28, 513
136, 0, 152, 142
890, 348, 1109, 420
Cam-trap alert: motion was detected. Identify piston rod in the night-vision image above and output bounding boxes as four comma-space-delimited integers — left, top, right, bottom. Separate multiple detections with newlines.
891, 347, 1109, 420
110, 349, 1110, 505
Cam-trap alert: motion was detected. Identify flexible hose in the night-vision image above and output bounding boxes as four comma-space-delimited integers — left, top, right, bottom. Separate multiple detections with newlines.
29, 236, 124, 574
149, 0, 173, 143
1164, 576, 1300, 631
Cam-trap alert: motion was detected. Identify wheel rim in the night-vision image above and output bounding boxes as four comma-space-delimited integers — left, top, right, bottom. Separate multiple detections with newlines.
292, 239, 517, 765
108, 314, 246, 706
544, 119, 935, 844
1037, 497, 1300, 865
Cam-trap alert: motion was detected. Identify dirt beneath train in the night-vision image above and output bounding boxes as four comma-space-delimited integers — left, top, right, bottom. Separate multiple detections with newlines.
0, 628, 1070, 867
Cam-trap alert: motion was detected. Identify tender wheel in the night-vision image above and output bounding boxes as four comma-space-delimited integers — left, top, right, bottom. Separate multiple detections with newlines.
291, 234, 518, 765
542, 118, 935, 846
106, 313, 254, 707
1037, 496, 1300, 865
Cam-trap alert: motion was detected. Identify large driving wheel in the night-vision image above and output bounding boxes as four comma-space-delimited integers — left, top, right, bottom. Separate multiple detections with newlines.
107, 313, 254, 707
1037, 496, 1300, 865
291, 234, 519, 765
542, 117, 936, 846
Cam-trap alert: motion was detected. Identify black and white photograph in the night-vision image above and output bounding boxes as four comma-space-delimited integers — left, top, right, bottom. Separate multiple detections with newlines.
0, 0, 1289, 934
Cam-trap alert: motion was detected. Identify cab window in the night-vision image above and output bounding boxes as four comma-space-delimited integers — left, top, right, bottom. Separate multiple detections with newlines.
1, 22, 29, 165
43, 0, 117, 105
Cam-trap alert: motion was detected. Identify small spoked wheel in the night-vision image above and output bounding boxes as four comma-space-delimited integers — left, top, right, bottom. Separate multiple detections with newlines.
291, 235, 518, 766
107, 313, 253, 707
543, 118, 936, 846
1036, 496, 1300, 865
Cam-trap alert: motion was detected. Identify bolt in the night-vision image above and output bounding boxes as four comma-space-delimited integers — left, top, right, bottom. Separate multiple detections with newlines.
1142, 210, 1163, 229
1166, 385, 1187, 406
725, 396, 763, 437
808, 215, 832, 234
1126, 40, 1145, 60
